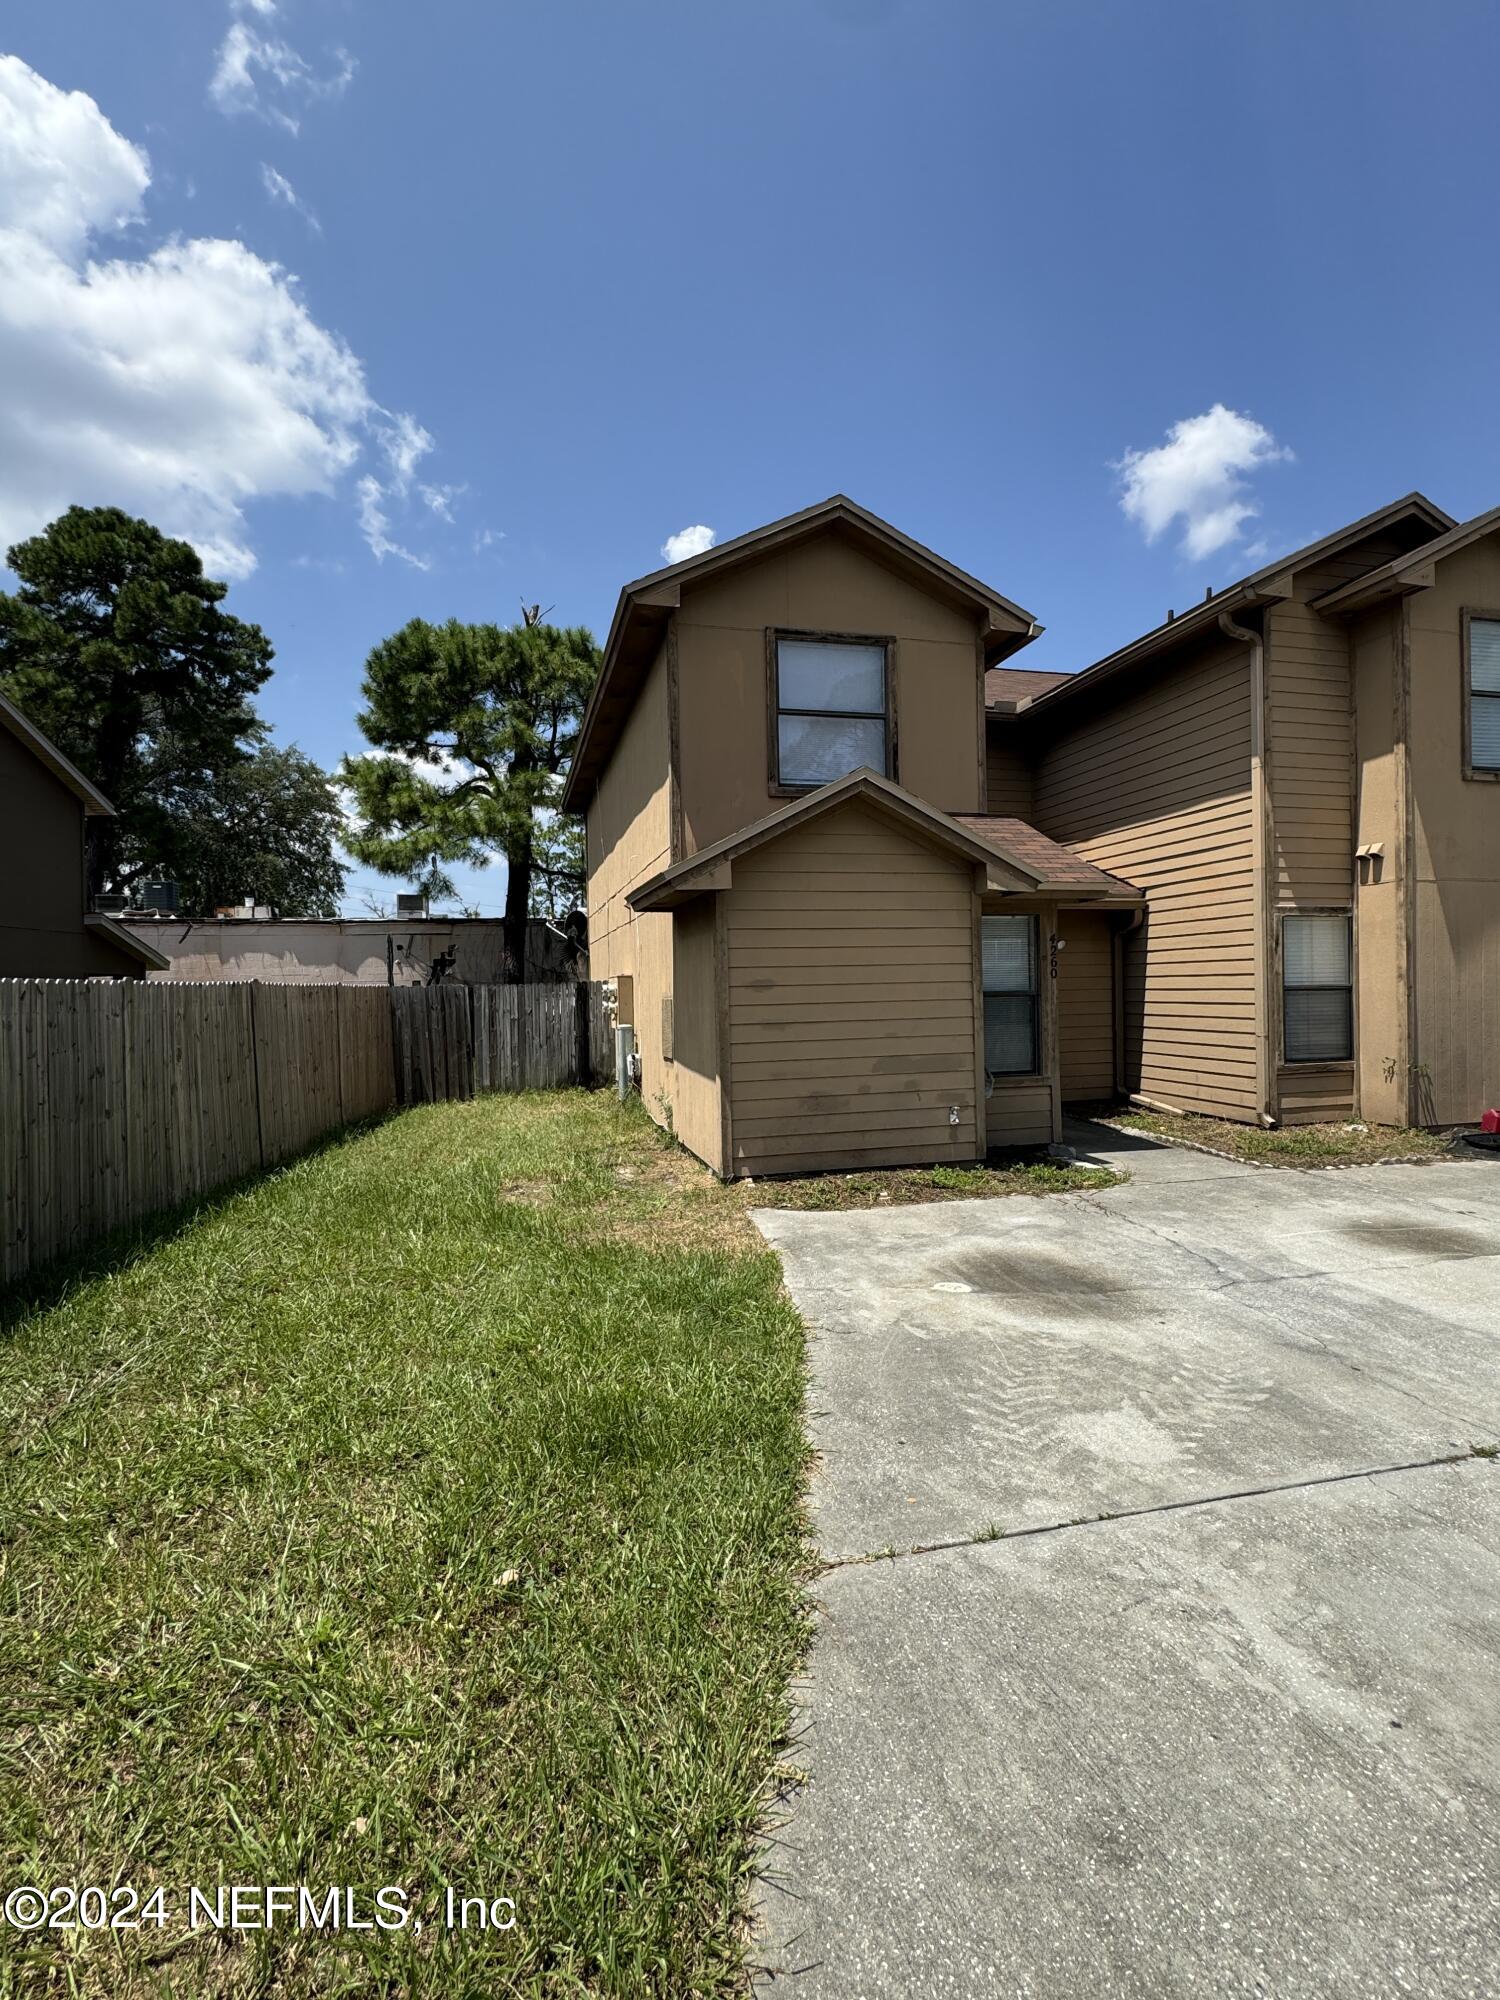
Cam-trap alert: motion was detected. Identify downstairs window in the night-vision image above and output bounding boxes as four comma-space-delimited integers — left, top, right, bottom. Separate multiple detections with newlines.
982, 914, 1038, 1076
1283, 912, 1352, 1063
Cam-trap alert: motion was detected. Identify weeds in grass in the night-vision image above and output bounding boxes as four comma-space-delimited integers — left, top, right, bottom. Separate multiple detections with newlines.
1114, 1109, 1454, 1168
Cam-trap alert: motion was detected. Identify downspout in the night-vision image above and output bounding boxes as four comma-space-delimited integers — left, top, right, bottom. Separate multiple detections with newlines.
1217, 608, 1277, 1127
1112, 906, 1146, 1100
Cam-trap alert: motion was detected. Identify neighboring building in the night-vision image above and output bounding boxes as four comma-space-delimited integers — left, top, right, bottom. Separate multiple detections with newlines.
0, 691, 167, 980
565, 492, 1499, 1179
122, 915, 581, 986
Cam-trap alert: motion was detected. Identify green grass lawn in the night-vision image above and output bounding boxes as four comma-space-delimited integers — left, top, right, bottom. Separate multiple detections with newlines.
0, 1093, 810, 1998
1112, 1107, 1454, 1167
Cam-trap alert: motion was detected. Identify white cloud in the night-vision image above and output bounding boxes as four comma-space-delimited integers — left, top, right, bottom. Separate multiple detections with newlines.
376, 411, 434, 488
259, 161, 320, 232
356, 476, 428, 570
1114, 405, 1292, 562
473, 526, 504, 554
661, 522, 716, 564
209, 16, 354, 134
0, 53, 150, 252
418, 482, 465, 522
352, 413, 445, 564
0, 55, 433, 580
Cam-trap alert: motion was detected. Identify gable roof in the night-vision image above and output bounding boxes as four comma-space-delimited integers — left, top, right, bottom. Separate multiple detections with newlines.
1012, 492, 1455, 726
626, 770, 1143, 912
0, 689, 116, 815
626, 769, 1044, 912
85, 913, 169, 971
562, 496, 1041, 811
1311, 502, 1500, 617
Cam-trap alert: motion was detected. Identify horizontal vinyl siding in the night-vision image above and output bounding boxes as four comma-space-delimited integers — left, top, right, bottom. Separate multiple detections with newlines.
1057, 912, 1114, 1101
1032, 639, 1258, 1121
986, 1080, 1053, 1146
1267, 581, 1355, 908
725, 802, 979, 1176
1277, 1063, 1356, 1126
985, 728, 1034, 817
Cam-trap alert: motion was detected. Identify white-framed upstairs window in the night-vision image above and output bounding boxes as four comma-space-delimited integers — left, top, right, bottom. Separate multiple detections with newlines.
982, 914, 1038, 1076
1283, 912, 1353, 1063
771, 633, 891, 791
1463, 611, 1500, 777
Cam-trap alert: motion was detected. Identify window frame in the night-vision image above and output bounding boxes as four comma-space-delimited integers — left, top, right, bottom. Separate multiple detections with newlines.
1461, 607, 1500, 783
766, 627, 897, 796
981, 912, 1041, 1080
1280, 909, 1354, 1067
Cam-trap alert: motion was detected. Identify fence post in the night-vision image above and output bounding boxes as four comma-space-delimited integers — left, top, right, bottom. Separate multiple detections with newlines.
573, 980, 590, 1086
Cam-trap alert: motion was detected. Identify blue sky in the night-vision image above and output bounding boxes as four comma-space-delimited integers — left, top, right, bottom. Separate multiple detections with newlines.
3, 0, 1498, 914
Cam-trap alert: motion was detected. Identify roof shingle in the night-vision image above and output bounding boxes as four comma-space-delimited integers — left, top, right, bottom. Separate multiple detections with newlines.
951, 815, 1141, 897
984, 666, 1072, 709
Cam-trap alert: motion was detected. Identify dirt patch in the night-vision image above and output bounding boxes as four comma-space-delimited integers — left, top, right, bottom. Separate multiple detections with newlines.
498, 1178, 556, 1206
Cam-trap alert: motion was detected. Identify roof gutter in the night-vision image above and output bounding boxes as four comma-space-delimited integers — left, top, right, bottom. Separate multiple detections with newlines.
1018, 575, 1292, 726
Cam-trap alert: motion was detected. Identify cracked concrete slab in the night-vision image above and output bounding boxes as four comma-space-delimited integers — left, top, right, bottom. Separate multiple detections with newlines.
754, 1459, 1500, 2000
753, 1133, 1500, 1561
749, 1123, 1500, 1997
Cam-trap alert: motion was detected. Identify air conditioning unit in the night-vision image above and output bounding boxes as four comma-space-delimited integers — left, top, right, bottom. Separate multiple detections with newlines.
396, 891, 430, 918
137, 879, 179, 913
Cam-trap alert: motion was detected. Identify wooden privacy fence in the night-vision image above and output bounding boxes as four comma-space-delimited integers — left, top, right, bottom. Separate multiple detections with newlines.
1, 979, 611, 1285
390, 981, 613, 1103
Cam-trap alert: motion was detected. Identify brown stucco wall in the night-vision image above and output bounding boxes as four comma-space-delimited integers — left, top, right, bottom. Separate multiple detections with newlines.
722, 801, 983, 1176
1406, 533, 1500, 1121
675, 533, 985, 855
1029, 635, 1258, 1121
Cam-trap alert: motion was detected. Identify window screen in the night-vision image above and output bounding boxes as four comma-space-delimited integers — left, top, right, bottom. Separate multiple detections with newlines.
775, 638, 887, 787
1283, 912, 1352, 1062
1469, 617, 1500, 771
982, 914, 1038, 1075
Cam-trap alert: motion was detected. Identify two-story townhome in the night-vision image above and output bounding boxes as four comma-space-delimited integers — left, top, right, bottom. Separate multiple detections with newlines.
563, 491, 1500, 1177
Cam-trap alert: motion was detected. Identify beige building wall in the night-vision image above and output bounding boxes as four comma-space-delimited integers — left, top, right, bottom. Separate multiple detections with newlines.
1031, 636, 1259, 1121
584, 641, 678, 1123
722, 801, 982, 1176
1266, 583, 1356, 910
676, 536, 985, 855
1264, 567, 1363, 1121
978, 889, 1058, 1146
1056, 910, 1115, 1102
1407, 534, 1500, 1122
126, 918, 575, 985
668, 900, 724, 1174
1349, 603, 1407, 1123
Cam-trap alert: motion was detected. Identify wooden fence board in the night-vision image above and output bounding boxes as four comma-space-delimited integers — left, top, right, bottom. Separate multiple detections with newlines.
1, 978, 606, 1284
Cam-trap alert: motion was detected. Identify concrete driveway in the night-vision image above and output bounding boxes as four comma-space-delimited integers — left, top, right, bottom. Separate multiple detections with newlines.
750, 1122, 1500, 1998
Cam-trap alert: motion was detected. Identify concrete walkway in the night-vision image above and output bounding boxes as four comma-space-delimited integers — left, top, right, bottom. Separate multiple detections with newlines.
750, 1123, 1500, 1998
